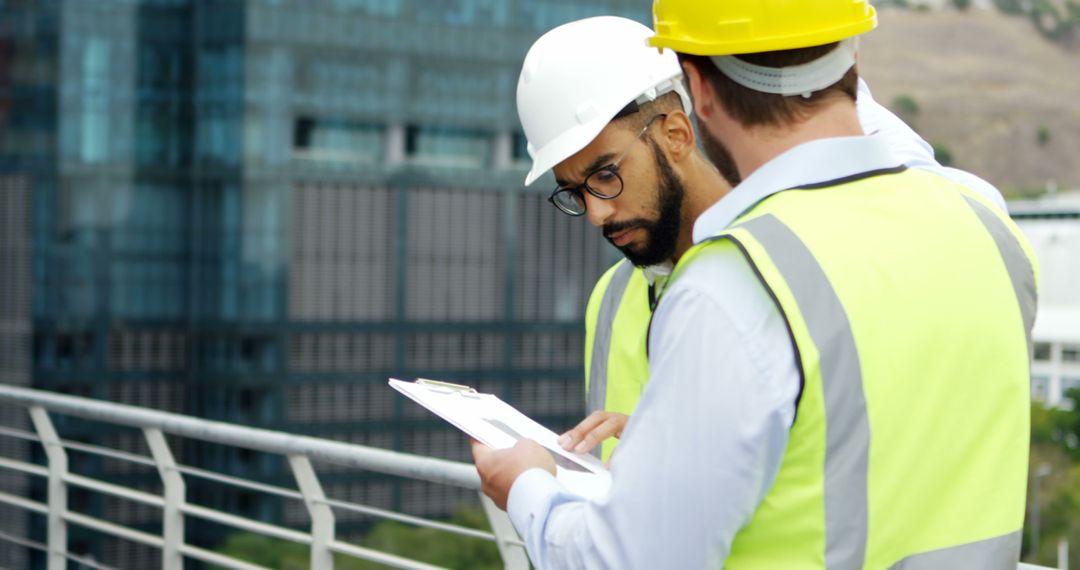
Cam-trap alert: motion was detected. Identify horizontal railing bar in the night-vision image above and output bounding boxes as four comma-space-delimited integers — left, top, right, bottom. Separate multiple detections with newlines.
0, 455, 48, 477
65, 510, 164, 548
322, 497, 498, 541
0, 386, 529, 568
0, 425, 42, 443
3, 421, 494, 544
0, 529, 117, 570
64, 472, 165, 508
0, 528, 47, 553
0, 441, 499, 545
0, 490, 48, 514
330, 539, 449, 570
0, 384, 481, 489
55, 437, 158, 468
173, 462, 305, 500
182, 503, 311, 544
180, 543, 272, 570
176, 463, 500, 542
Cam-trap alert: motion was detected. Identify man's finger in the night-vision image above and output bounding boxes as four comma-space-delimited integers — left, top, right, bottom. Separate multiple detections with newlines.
471, 439, 492, 465
573, 416, 618, 453
559, 412, 608, 450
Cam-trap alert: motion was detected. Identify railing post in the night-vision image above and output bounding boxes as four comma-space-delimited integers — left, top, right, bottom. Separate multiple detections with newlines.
289, 454, 334, 570
479, 493, 530, 570
28, 406, 67, 570
144, 428, 185, 570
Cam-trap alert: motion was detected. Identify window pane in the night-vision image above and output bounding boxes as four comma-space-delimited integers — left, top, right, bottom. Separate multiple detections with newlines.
405, 126, 490, 168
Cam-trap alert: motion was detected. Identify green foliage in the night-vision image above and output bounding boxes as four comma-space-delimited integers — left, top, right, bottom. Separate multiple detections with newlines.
952, 0, 973, 10
1030, 0, 1072, 41
1004, 185, 1053, 199
994, 0, 1027, 15
1035, 388, 1080, 458
930, 142, 954, 166
213, 508, 502, 570
213, 533, 316, 570
1037, 125, 1052, 146
363, 507, 502, 570
891, 94, 920, 127
1026, 393, 1080, 566
994, 0, 1080, 44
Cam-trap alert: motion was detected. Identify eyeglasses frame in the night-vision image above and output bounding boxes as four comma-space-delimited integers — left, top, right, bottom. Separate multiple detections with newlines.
547, 113, 668, 217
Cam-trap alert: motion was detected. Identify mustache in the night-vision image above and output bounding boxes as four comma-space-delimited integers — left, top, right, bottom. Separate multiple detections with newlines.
602, 219, 651, 240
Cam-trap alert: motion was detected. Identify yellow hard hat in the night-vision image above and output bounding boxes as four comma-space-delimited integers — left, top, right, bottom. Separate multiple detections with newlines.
648, 0, 878, 56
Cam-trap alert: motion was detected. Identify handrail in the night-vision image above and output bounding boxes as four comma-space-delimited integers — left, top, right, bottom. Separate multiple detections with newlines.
0, 384, 528, 570
0, 384, 479, 489
0, 385, 1055, 569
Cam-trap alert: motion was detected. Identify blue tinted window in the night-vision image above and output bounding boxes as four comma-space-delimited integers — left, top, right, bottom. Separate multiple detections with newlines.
80, 38, 110, 163
405, 125, 490, 168
294, 117, 383, 164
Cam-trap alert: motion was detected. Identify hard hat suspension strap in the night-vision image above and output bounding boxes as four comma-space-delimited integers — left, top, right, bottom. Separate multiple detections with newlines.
709, 38, 857, 99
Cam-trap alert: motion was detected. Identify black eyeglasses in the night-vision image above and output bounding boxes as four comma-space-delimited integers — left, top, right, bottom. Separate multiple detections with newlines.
548, 113, 667, 217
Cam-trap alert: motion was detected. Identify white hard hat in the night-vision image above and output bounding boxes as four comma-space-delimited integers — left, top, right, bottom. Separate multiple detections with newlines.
517, 16, 690, 186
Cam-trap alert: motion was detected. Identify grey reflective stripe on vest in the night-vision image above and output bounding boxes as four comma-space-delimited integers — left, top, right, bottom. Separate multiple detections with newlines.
889, 530, 1022, 570
588, 259, 635, 422
737, 214, 870, 569
962, 196, 1038, 357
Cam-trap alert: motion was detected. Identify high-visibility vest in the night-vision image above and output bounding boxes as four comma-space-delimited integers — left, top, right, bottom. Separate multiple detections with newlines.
583, 260, 653, 461
671, 166, 1037, 569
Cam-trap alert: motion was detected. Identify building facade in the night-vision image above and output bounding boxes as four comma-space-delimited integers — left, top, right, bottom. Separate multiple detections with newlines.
0, 0, 645, 565
1011, 192, 1080, 408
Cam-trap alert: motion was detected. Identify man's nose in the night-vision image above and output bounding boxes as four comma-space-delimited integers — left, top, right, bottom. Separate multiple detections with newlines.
584, 193, 616, 227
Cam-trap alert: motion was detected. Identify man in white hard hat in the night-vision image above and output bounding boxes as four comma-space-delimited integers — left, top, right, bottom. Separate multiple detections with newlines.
517, 16, 1007, 464
516, 16, 730, 463
473, 6, 1034, 569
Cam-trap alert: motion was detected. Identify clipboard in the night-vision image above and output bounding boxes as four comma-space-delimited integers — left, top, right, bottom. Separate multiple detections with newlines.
389, 378, 611, 499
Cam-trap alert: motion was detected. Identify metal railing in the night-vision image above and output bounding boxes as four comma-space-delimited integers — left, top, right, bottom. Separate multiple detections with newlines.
0, 384, 529, 570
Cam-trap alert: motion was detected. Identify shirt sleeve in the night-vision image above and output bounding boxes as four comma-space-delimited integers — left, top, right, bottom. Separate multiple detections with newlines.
855, 78, 1008, 213
855, 78, 935, 167
505, 246, 800, 569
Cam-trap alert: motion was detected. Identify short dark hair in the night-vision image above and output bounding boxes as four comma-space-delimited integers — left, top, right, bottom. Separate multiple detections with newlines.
612, 90, 685, 132
678, 42, 858, 129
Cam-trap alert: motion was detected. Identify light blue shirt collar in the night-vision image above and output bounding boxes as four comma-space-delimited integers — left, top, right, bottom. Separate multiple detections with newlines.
692, 135, 902, 242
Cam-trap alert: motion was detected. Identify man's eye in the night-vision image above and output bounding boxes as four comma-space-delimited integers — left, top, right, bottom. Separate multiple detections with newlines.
592, 168, 618, 183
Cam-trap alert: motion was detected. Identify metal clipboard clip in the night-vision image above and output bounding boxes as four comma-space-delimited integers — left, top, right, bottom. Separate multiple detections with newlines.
415, 378, 481, 398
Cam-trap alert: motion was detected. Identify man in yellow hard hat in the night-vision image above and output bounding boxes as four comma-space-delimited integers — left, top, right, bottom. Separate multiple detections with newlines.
522, 16, 1010, 464
475, 2, 1037, 568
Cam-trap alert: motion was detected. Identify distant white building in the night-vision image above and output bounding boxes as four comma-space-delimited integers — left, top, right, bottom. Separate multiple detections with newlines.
1010, 191, 1080, 407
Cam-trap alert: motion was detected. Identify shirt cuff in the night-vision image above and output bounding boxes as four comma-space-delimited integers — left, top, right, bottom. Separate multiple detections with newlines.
507, 468, 564, 537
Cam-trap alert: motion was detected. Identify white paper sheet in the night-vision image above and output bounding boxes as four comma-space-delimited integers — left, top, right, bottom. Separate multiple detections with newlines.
389, 378, 611, 500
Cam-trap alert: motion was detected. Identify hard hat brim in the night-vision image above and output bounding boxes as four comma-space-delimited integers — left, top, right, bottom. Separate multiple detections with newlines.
648, 16, 876, 56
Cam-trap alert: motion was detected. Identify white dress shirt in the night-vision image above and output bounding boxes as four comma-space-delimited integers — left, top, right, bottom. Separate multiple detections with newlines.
505, 86, 1007, 569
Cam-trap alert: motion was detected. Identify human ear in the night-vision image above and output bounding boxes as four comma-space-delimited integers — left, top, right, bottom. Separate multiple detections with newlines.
658, 111, 696, 162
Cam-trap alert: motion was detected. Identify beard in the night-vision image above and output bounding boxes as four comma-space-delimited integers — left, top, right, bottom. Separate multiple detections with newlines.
602, 137, 686, 267
696, 115, 742, 187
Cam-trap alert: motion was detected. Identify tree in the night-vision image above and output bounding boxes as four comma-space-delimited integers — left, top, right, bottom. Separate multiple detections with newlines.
1037, 125, 1051, 146
891, 94, 920, 117
931, 142, 954, 166
362, 507, 502, 570
1025, 391, 1080, 567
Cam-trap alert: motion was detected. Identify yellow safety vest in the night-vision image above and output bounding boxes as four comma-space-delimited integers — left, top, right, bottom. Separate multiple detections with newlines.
671, 166, 1037, 569
583, 260, 653, 461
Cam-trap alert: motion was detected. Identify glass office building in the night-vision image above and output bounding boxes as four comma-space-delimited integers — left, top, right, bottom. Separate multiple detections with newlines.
0, 0, 648, 565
